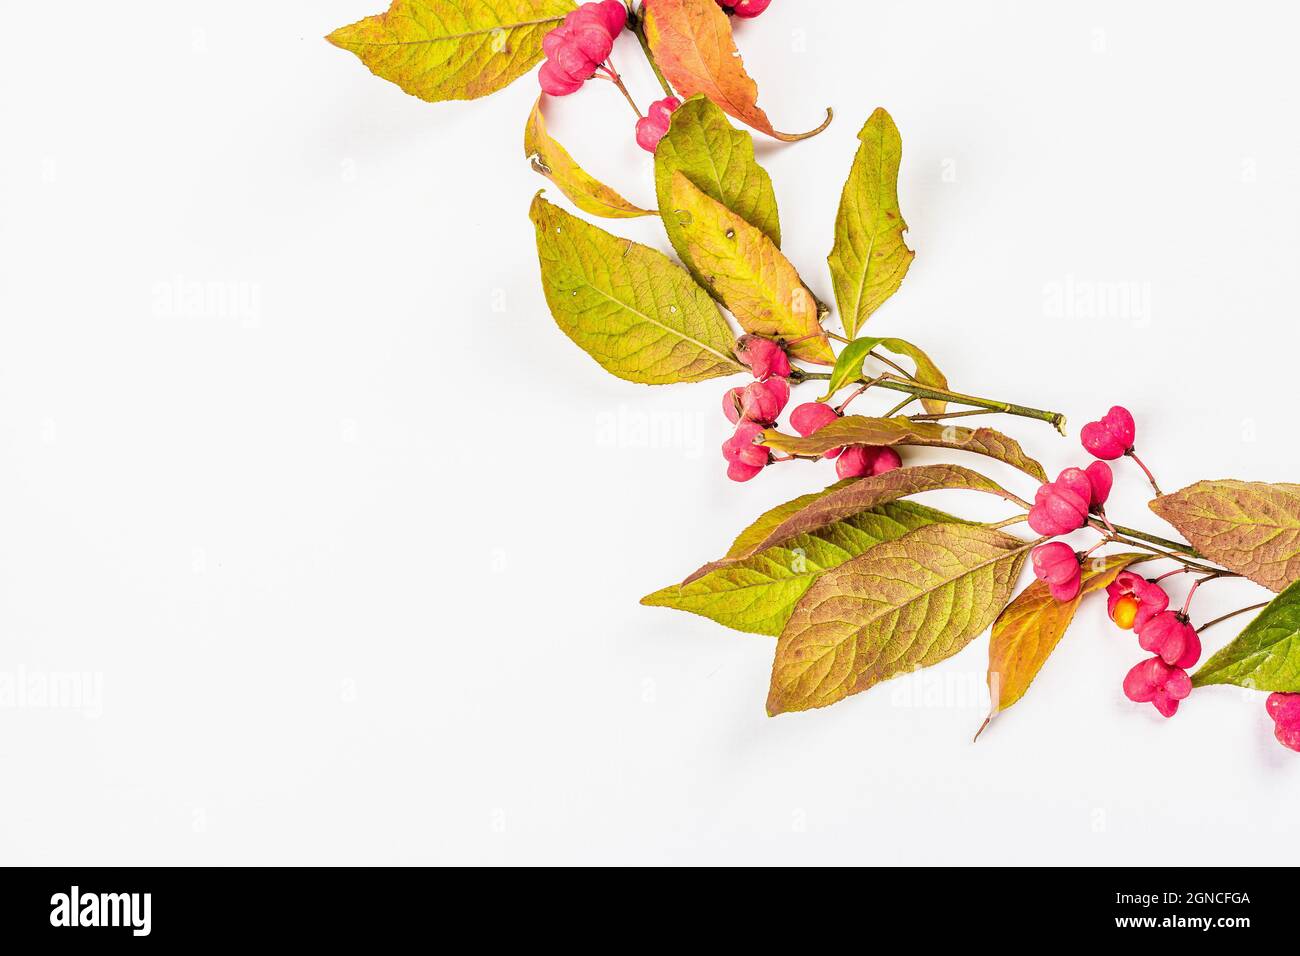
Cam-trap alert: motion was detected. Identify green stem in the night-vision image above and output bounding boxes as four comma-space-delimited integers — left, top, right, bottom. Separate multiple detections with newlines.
1103, 522, 1204, 561
1087, 519, 1215, 573
628, 5, 675, 99
793, 369, 1067, 434
985, 514, 1029, 531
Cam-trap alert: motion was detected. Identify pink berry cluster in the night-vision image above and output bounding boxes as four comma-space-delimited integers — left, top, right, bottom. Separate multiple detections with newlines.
1267, 693, 1300, 752
538, 1, 626, 96
1024, 405, 1205, 717
635, 96, 682, 152
717, 0, 773, 17
1109, 572, 1200, 717
720, 335, 902, 483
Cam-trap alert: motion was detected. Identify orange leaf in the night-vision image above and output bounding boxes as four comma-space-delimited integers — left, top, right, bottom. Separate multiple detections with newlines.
642, 0, 831, 142
979, 553, 1146, 737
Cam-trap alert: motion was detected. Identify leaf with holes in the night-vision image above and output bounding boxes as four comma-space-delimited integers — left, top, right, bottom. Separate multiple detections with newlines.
525, 97, 654, 219
761, 416, 1047, 481
655, 95, 780, 291
1193, 580, 1300, 691
1149, 480, 1300, 592
981, 553, 1146, 735
828, 108, 914, 337
642, 0, 832, 142
818, 337, 947, 413
667, 172, 833, 364
530, 193, 742, 383
327, 0, 574, 102
768, 523, 1034, 715
643, 502, 960, 636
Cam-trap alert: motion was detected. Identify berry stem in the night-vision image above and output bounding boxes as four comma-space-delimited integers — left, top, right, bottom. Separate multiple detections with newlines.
627, 5, 676, 99
1126, 449, 1163, 496
1181, 571, 1238, 615
1198, 601, 1270, 633
599, 62, 643, 118
1182, 576, 1208, 615
834, 381, 873, 415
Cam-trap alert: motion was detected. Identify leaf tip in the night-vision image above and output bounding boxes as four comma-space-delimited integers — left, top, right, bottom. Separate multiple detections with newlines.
773, 107, 834, 143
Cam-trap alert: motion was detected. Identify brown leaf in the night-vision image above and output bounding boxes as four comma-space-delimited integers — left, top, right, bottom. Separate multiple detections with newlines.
980, 553, 1146, 737
642, 0, 832, 142
761, 416, 1048, 482
768, 523, 1034, 715
684, 464, 1017, 584
1149, 480, 1300, 592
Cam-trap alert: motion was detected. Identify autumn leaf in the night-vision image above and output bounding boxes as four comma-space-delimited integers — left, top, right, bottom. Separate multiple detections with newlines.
525, 98, 654, 219
827, 108, 914, 337
1149, 480, 1300, 592
768, 523, 1034, 715
1193, 580, 1300, 691
642, 0, 832, 142
642, 502, 958, 636
761, 416, 1048, 482
530, 193, 743, 383
724, 480, 853, 558
819, 337, 947, 413
685, 464, 1019, 583
327, 0, 575, 103
667, 172, 833, 364
981, 553, 1145, 735
655, 95, 781, 291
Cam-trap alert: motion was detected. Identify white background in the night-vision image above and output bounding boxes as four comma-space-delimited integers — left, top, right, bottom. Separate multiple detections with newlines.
2, 0, 1297, 865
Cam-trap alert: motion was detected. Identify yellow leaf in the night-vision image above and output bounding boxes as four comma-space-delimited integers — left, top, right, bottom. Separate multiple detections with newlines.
981, 553, 1145, 735
642, 0, 831, 141
327, 0, 574, 103
525, 97, 654, 219
654, 95, 782, 295
530, 194, 743, 384
828, 108, 915, 337
643, 502, 956, 637
684, 464, 1018, 585
666, 171, 834, 364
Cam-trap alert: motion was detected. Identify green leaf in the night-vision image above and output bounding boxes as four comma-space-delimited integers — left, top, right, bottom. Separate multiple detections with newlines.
327, 0, 574, 103
1150, 480, 1300, 592
768, 523, 1034, 715
724, 480, 853, 558
827, 108, 914, 337
1193, 580, 1300, 690
761, 416, 1048, 482
642, 502, 957, 637
666, 171, 834, 365
982, 553, 1145, 733
529, 193, 743, 384
525, 97, 654, 219
655, 95, 781, 288
818, 337, 948, 413
685, 464, 1018, 583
